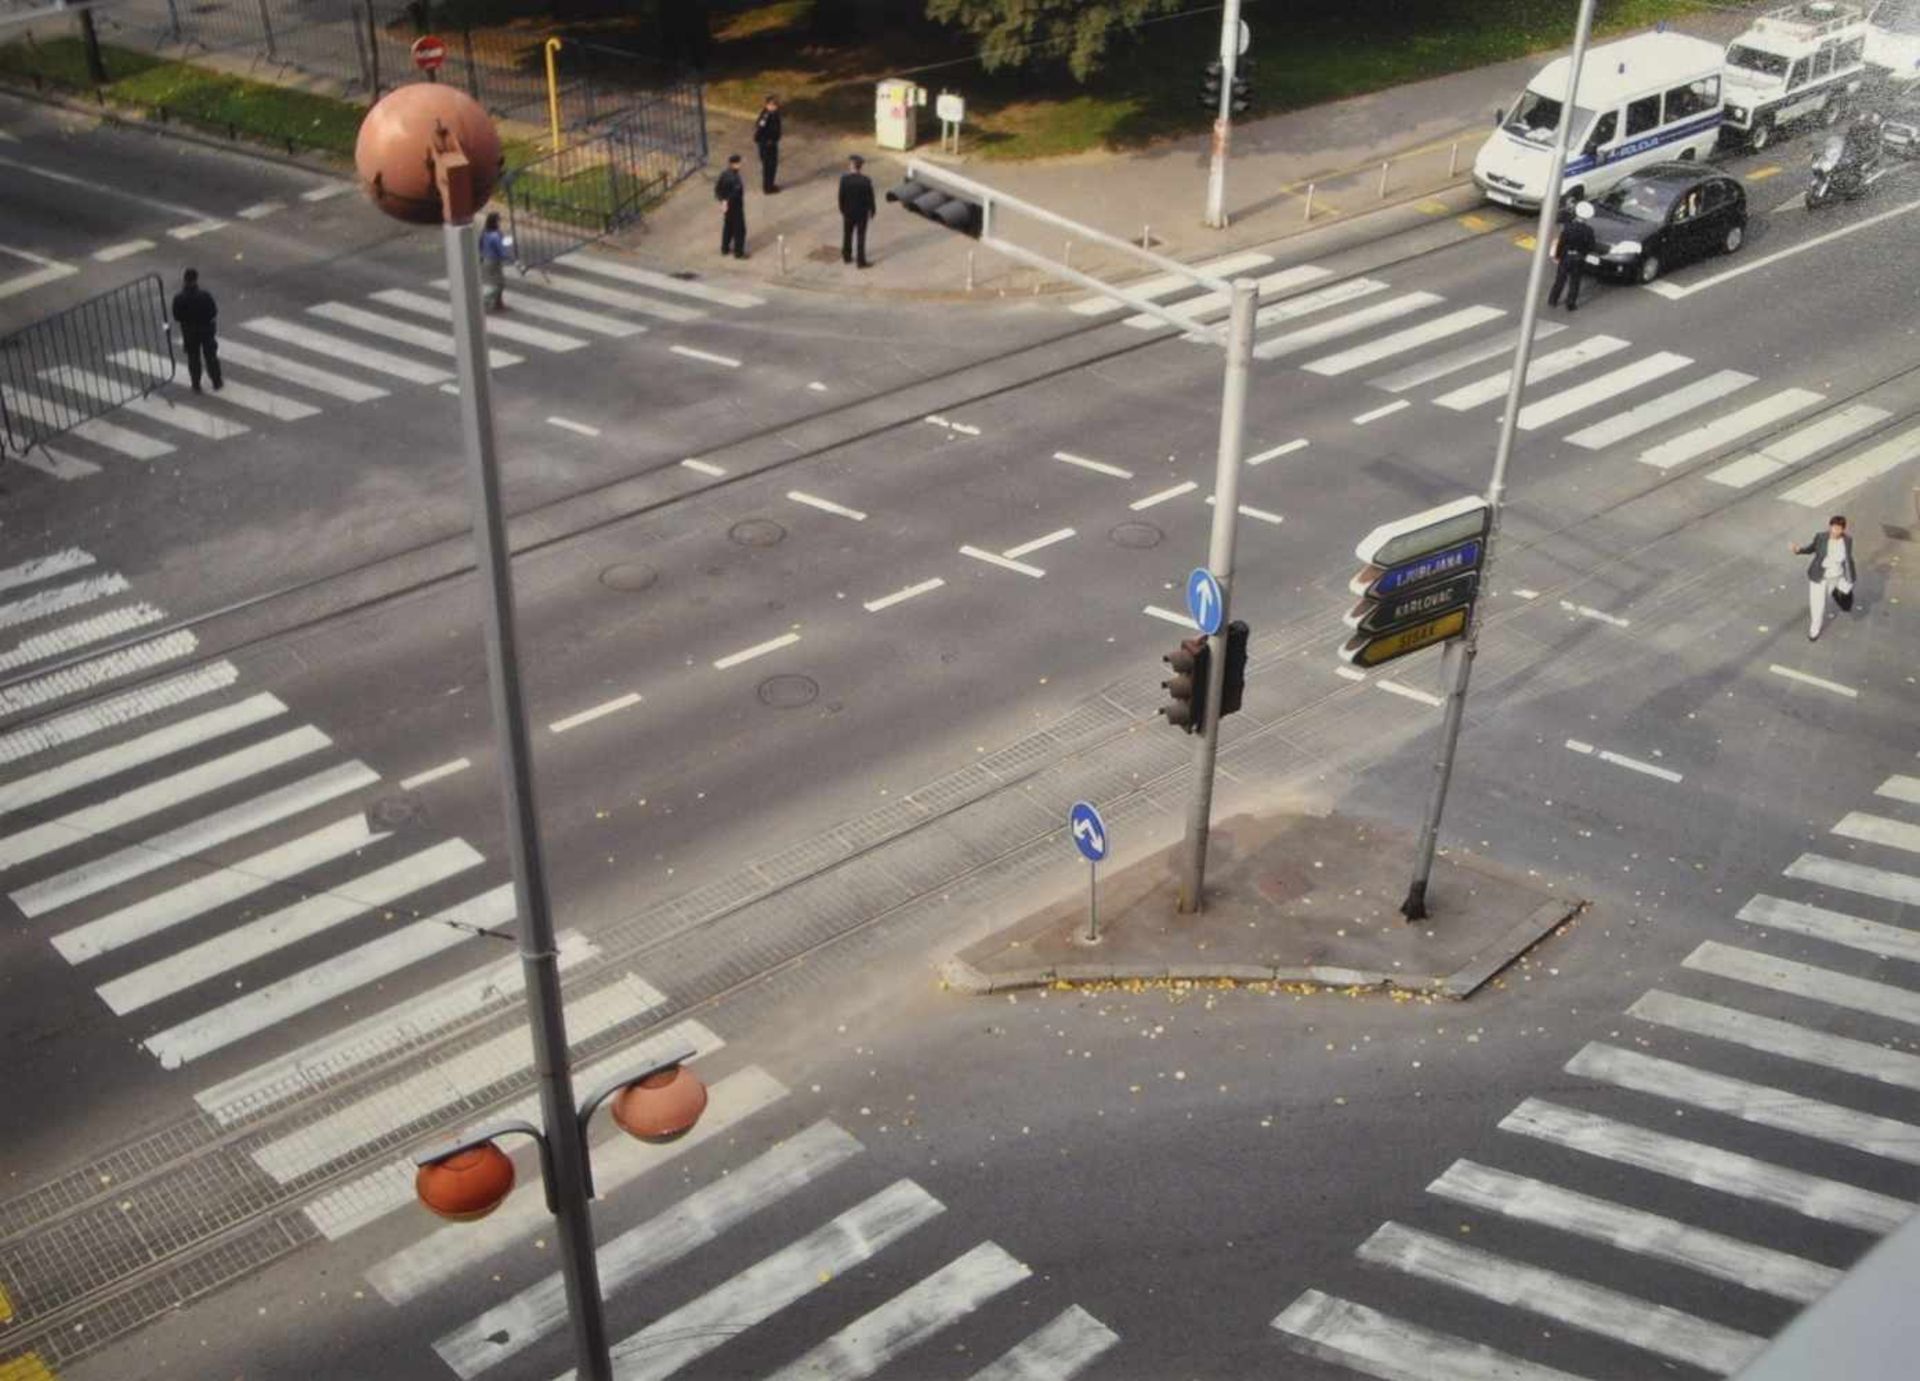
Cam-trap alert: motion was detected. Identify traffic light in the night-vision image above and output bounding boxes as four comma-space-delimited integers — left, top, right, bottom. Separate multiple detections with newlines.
1220, 620, 1250, 716
1231, 63, 1252, 116
1161, 636, 1211, 734
885, 178, 984, 237
1200, 60, 1222, 108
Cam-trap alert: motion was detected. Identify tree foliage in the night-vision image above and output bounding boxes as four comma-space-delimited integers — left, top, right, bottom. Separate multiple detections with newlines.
925, 0, 1184, 82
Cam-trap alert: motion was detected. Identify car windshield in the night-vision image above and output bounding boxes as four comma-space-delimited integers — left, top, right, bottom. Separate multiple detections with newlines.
1598, 179, 1679, 219
1726, 44, 1791, 76
1504, 90, 1596, 143
1875, 0, 1920, 35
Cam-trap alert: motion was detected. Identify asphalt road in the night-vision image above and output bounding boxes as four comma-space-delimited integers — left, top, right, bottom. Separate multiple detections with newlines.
3, 89, 1919, 1381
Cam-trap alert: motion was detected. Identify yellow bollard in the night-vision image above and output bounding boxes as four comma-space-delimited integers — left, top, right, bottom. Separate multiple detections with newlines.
544, 37, 563, 154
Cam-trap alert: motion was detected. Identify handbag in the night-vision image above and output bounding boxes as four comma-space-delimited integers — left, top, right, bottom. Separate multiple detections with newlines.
1834, 586, 1854, 613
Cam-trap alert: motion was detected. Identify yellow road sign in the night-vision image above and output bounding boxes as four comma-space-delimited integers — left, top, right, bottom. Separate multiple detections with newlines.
1341, 607, 1468, 668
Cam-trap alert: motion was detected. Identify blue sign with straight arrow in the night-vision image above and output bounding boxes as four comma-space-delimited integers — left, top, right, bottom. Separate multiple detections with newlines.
1186, 567, 1224, 636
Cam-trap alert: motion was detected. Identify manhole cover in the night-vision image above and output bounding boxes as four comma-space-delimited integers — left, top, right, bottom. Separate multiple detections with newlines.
729, 519, 787, 548
1109, 521, 1164, 549
758, 674, 819, 708
366, 795, 423, 830
599, 562, 658, 592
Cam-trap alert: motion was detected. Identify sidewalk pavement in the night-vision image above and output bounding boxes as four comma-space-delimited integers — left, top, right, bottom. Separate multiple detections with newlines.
942, 810, 1584, 998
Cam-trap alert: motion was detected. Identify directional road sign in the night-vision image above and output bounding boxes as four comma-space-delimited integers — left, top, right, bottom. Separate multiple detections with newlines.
1069, 801, 1109, 863
1341, 497, 1489, 669
1341, 608, 1469, 668
1187, 567, 1224, 636
1355, 496, 1489, 570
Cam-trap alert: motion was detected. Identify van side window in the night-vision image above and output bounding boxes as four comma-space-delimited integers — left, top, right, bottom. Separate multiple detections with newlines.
1626, 94, 1660, 137
1814, 41, 1835, 79
1585, 111, 1618, 151
1663, 81, 1715, 122
1788, 57, 1810, 90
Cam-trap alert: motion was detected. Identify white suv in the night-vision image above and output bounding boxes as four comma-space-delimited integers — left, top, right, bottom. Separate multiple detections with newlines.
1723, 1, 1870, 149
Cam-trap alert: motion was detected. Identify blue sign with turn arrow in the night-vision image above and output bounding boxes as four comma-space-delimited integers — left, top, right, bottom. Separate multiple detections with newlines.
1069, 801, 1109, 863
1186, 567, 1224, 636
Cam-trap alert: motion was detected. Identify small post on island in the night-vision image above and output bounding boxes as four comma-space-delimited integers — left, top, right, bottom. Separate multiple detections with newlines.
1069, 800, 1109, 943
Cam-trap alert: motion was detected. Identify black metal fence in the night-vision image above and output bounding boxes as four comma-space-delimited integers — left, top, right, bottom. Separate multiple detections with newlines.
0, 275, 173, 456
503, 105, 690, 270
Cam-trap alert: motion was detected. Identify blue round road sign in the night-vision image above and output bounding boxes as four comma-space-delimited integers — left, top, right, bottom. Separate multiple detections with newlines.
1186, 567, 1224, 636
1068, 801, 1108, 863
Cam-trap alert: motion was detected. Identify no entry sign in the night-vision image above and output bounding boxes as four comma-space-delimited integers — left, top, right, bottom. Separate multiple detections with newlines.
411, 35, 448, 71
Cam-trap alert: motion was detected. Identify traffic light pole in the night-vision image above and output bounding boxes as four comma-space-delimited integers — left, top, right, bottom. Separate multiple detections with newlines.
1400, 0, 1598, 922
1178, 280, 1256, 913
1204, 0, 1244, 230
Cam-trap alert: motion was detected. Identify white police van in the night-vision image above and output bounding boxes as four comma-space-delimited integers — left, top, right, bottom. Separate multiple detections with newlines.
1721, 2, 1869, 149
1474, 30, 1725, 211
1866, 0, 1920, 78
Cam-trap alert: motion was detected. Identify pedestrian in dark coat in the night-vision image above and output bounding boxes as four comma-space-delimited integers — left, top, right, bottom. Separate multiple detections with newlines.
716, 154, 748, 259
1548, 200, 1597, 311
1790, 515, 1856, 640
753, 96, 783, 194
170, 267, 222, 393
838, 154, 876, 268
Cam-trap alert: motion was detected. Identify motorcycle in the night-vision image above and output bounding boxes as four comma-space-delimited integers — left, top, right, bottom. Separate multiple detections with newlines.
1807, 124, 1883, 210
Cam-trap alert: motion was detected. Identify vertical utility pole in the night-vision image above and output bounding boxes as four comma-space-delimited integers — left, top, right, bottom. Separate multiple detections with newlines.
1402, 0, 1599, 922
77, 6, 108, 84
1204, 0, 1244, 230
1178, 279, 1256, 912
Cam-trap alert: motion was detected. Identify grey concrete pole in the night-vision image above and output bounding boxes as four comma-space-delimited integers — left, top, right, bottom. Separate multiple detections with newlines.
1204, 0, 1244, 230
443, 218, 615, 1381
1178, 279, 1257, 913
1401, 0, 1599, 922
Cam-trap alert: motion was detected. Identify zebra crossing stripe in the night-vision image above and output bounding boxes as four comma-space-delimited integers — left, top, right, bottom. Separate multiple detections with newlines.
9, 758, 377, 918
1707, 403, 1892, 487
1355, 1221, 1764, 1374
1516, 351, 1692, 431
200, 929, 594, 1127
1631, 989, 1920, 1094
1234, 277, 1391, 340
369, 288, 588, 352
1684, 940, 1920, 1029
1779, 419, 1920, 508
1069, 250, 1274, 315
598, 1179, 946, 1381
253, 979, 673, 1184
558, 251, 767, 309
0, 384, 176, 458
0, 629, 200, 719
0, 724, 329, 871
108, 349, 321, 420
1253, 291, 1442, 361
1563, 369, 1756, 450
526, 269, 705, 324
241, 318, 452, 385
1432, 333, 1628, 410
1373, 323, 1567, 394
0, 548, 93, 595
215, 340, 390, 402
1738, 892, 1920, 966
53, 815, 383, 964
1834, 810, 1920, 857
969, 1305, 1118, 1381
0, 661, 238, 766
1785, 853, 1920, 907
15, 445, 99, 480
44, 365, 251, 440
1568, 1042, 1920, 1166
1122, 263, 1330, 329
0, 602, 165, 674
0, 573, 131, 632
767, 1240, 1032, 1381
427, 278, 646, 337
1428, 1158, 1840, 1303
1500, 1098, 1909, 1234
1877, 774, 1920, 806
435, 1119, 861, 1378
1272, 1289, 1589, 1381
308, 302, 523, 368
1638, 388, 1825, 470
1304, 304, 1506, 377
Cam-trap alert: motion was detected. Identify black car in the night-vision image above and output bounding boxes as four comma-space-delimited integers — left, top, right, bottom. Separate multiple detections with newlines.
1582, 164, 1748, 284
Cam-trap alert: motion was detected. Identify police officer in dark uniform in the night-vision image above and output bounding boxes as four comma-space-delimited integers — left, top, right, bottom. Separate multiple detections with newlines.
753, 95, 783, 194
170, 267, 223, 392
716, 153, 747, 259
1548, 199, 1597, 311
838, 154, 876, 269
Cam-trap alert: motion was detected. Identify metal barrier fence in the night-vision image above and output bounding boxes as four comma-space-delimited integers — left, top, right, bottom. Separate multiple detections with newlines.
503, 110, 683, 271
0, 274, 173, 456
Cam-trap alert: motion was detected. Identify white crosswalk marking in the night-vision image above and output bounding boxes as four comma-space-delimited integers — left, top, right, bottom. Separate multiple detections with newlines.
1632, 988, 1920, 1093
1499, 1098, 1911, 1233
43, 365, 250, 440
1638, 388, 1825, 470
1355, 1221, 1764, 1373
1432, 334, 1628, 410
1372, 323, 1567, 393
0, 724, 329, 870
0, 548, 94, 594
558, 250, 766, 308
523, 268, 705, 323
1684, 940, 1920, 1028
1738, 892, 1920, 965
1237, 277, 1391, 338
0, 602, 163, 673
9, 759, 377, 917
1780, 419, 1920, 507
1517, 351, 1692, 430
595, 1179, 946, 1381
369, 288, 587, 352
53, 815, 383, 964
215, 340, 390, 401
144, 885, 515, 1068
96, 838, 483, 1015
241, 317, 452, 385
0, 661, 238, 766
1877, 774, 1920, 806
436, 1119, 861, 1378
17, 446, 101, 480
0, 572, 130, 632
1068, 250, 1273, 315
0, 384, 176, 458
1303, 305, 1506, 377
1273, 1290, 1586, 1381
308, 302, 522, 368
1428, 1158, 1839, 1303
427, 277, 645, 337
0, 630, 199, 718
1123, 263, 1330, 328
108, 349, 320, 420
970, 1305, 1118, 1381
1564, 368, 1755, 449
1253, 292, 1442, 360
1785, 852, 1920, 906
1834, 810, 1920, 856
1706, 403, 1891, 488
768, 1240, 1032, 1381
1568, 1042, 1920, 1165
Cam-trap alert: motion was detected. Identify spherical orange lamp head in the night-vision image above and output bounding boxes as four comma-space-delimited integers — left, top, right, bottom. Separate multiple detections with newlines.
415, 1142, 515, 1221
356, 84, 503, 225
610, 1065, 709, 1145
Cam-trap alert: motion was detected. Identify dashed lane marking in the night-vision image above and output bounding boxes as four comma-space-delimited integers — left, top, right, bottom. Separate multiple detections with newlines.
236, 200, 285, 220
680, 457, 725, 476
1560, 600, 1630, 628
1002, 527, 1075, 559
1144, 605, 1195, 628
1204, 496, 1282, 524
299, 182, 354, 202
399, 758, 470, 791
549, 691, 642, 734
808, 381, 828, 391
960, 545, 1046, 578
787, 490, 867, 521
0, 261, 76, 301
1377, 680, 1442, 707
713, 632, 800, 670
670, 344, 741, 368
1335, 666, 1367, 682
546, 416, 601, 438
1565, 738, 1683, 782
92, 239, 154, 262
1748, 164, 1784, 181
864, 577, 944, 613
1054, 450, 1132, 478
1247, 438, 1308, 466
1769, 664, 1858, 698
1353, 399, 1410, 425
1129, 480, 1197, 511
1512, 588, 1540, 599
167, 219, 227, 240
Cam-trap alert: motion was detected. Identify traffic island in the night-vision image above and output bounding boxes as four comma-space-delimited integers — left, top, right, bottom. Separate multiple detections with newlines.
941, 810, 1583, 999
